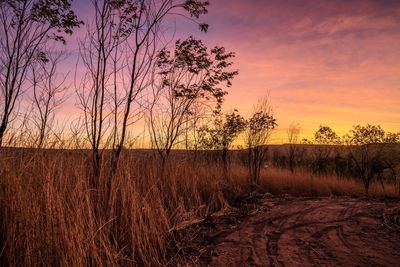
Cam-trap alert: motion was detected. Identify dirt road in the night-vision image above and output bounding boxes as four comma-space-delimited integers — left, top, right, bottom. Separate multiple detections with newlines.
205, 197, 400, 267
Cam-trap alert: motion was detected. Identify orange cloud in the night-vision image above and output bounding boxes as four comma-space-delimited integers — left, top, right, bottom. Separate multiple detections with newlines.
198, 0, 400, 141
26, 0, 400, 145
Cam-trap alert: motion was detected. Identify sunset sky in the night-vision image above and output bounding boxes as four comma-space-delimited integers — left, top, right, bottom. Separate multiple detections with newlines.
61, 0, 400, 144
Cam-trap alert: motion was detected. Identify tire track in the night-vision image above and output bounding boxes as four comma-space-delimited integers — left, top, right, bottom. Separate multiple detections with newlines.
208, 198, 400, 267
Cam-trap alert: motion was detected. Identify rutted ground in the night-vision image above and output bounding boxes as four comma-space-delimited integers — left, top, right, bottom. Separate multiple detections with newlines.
199, 197, 400, 267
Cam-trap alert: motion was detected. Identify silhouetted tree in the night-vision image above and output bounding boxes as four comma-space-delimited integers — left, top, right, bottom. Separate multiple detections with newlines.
377, 132, 400, 194
0, 0, 81, 146
245, 97, 277, 184
199, 109, 246, 179
286, 123, 301, 172
312, 125, 341, 175
182, 103, 208, 151
148, 37, 238, 170
31, 49, 68, 148
76, 0, 210, 182
112, 0, 210, 169
385, 132, 400, 143
345, 124, 391, 195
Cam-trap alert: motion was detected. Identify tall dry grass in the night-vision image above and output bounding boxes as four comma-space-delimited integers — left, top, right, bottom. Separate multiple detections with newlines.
223, 163, 398, 197
0, 149, 236, 266
259, 167, 398, 197
0, 149, 397, 266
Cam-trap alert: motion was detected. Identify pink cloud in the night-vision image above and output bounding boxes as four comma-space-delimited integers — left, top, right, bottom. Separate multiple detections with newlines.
27, 0, 400, 142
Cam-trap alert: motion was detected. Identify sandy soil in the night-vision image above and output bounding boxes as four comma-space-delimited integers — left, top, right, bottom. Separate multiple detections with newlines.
201, 197, 400, 267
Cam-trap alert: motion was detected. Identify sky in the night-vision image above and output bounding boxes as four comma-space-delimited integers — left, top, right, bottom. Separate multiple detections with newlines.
60, 0, 400, 144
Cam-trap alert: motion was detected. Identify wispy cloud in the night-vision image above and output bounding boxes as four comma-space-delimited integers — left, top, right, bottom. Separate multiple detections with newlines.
50, 0, 400, 141
195, 0, 400, 138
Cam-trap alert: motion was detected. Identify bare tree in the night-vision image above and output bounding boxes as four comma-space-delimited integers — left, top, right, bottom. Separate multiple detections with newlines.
68, 118, 89, 149
31, 49, 68, 148
3, 108, 34, 147
110, 0, 210, 170
286, 123, 301, 173
245, 96, 277, 184
148, 36, 238, 167
76, 0, 211, 179
0, 0, 81, 146
76, 0, 123, 181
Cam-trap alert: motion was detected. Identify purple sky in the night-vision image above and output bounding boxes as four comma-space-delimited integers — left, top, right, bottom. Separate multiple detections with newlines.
58, 0, 400, 142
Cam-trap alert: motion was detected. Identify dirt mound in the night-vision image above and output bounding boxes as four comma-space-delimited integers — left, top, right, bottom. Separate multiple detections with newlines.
194, 197, 400, 267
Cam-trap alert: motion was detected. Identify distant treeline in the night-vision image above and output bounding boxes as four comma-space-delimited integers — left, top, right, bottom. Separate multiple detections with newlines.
233, 124, 400, 195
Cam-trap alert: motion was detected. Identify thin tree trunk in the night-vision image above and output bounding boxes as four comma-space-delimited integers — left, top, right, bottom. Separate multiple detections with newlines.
91, 149, 101, 189
0, 121, 7, 147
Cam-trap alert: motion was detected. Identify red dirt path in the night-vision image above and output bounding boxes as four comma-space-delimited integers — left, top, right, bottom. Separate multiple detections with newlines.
204, 197, 400, 267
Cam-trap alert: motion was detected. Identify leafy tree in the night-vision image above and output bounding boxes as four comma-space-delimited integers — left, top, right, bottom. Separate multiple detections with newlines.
382, 131, 400, 195
148, 36, 238, 169
384, 132, 400, 143
112, 0, 211, 166
0, 0, 82, 146
345, 124, 393, 195
312, 125, 341, 175
199, 109, 246, 179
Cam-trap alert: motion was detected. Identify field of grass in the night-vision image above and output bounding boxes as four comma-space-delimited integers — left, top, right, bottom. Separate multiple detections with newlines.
260, 167, 398, 197
0, 148, 398, 266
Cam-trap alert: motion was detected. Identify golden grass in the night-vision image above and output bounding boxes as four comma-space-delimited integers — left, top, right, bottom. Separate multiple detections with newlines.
0, 149, 397, 266
259, 167, 398, 197
0, 150, 231, 266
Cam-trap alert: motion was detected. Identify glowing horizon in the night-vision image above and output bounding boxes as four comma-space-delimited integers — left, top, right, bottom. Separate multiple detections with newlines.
31, 0, 400, 145
200, 0, 400, 143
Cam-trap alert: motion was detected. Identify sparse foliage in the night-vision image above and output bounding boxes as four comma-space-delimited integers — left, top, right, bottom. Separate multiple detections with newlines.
312, 125, 341, 175
199, 109, 246, 178
111, 0, 210, 166
76, 0, 211, 180
31, 49, 68, 148
245, 96, 277, 184
148, 36, 238, 165
286, 123, 301, 173
345, 124, 395, 195
0, 0, 81, 146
